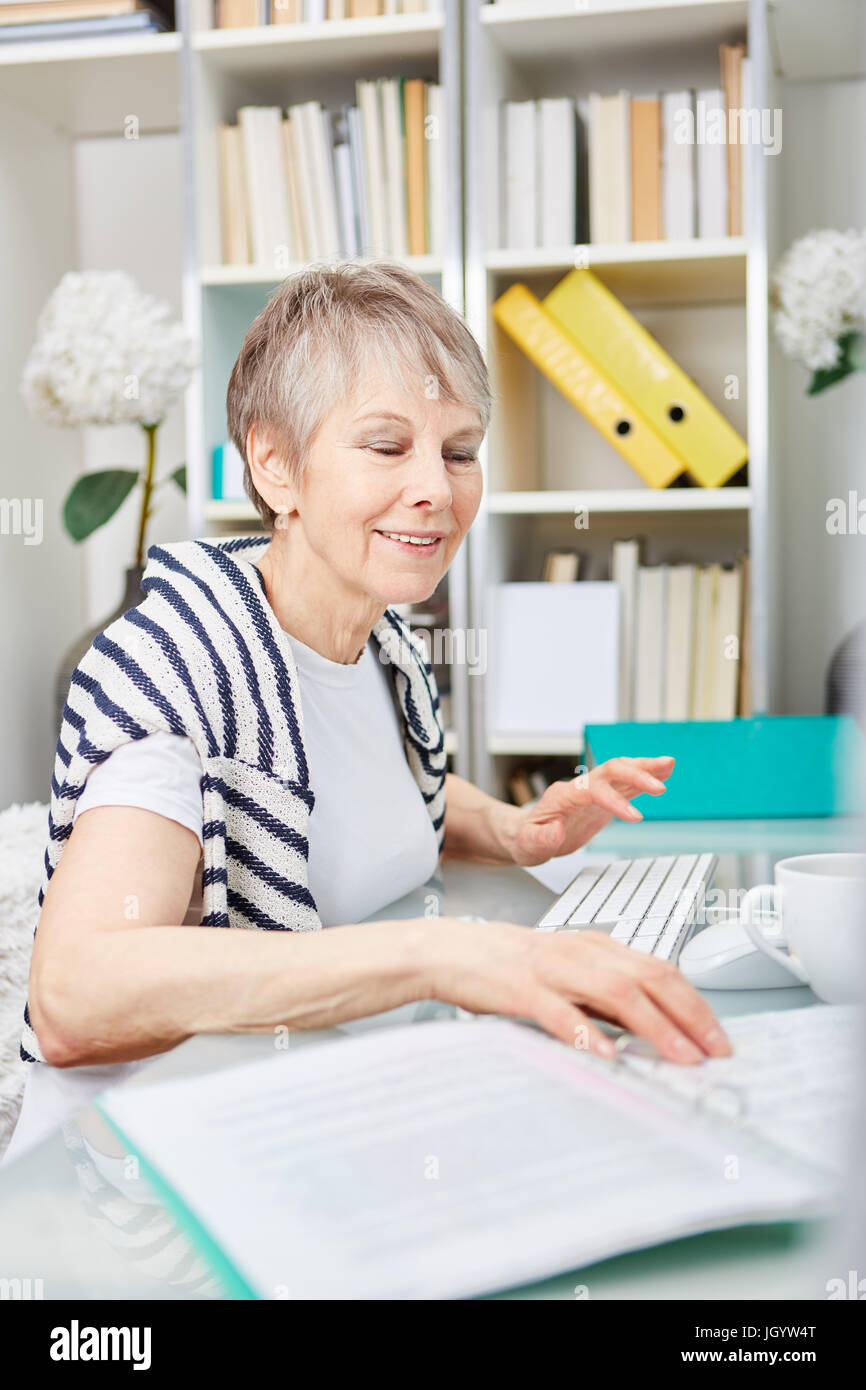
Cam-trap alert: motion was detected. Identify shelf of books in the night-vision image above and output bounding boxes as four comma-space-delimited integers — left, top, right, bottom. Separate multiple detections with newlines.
464, 0, 769, 801
182, 0, 466, 769
0, 10, 180, 138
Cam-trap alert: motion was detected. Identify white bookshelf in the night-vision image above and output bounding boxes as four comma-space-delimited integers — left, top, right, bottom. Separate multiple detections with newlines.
487, 488, 752, 515
485, 236, 746, 303
480, 0, 749, 52
488, 733, 585, 757
464, 0, 772, 796
205, 482, 752, 535
192, 10, 444, 69
179, 0, 469, 773
7, 0, 851, 797
0, 30, 180, 137
200, 254, 443, 284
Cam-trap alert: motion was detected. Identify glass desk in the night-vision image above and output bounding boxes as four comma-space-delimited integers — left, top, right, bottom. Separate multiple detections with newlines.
0, 817, 861, 1300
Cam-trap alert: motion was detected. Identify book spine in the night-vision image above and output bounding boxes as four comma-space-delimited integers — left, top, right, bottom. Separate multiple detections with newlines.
426, 84, 444, 258
630, 97, 662, 241
404, 79, 428, 257
357, 79, 388, 256
334, 125, 359, 257
348, 103, 371, 256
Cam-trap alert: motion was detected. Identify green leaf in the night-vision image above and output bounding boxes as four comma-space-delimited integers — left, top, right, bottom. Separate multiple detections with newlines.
848, 331, 866, 372
808, 363, 852, 394
169, 464, 187, 495
807, 332, 866, 395
63, 469, 139, 543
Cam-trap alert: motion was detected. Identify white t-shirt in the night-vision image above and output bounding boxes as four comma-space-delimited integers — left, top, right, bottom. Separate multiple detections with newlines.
3, 629, 440, 1166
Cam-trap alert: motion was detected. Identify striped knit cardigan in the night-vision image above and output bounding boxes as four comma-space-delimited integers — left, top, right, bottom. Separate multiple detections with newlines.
20, 534, 448, 1065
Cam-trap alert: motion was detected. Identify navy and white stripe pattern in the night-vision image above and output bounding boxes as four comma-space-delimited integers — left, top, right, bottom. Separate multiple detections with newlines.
61, 1121, 224, 1296
21, 534, 447, 1064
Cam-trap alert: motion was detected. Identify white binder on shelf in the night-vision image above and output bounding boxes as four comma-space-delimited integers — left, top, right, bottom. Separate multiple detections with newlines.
489, 582, 619, 738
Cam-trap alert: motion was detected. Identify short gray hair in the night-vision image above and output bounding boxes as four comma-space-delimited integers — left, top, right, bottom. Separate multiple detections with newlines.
226, 260, 492, 531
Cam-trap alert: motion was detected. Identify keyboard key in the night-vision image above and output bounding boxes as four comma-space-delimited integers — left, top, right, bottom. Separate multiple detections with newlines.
652, 934, 679, 960
615, 856, 677, 924
566, 860, 631, 925
632, 916, 666, 939
537, 866, 605, 929
654, 854, 717, 960
590, 857, 655, 922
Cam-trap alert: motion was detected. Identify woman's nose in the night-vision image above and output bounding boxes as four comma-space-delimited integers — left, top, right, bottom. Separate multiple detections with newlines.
404, 450, 453, 510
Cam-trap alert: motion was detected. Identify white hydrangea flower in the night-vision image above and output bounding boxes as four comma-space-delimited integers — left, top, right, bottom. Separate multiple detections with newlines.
770, 228, 866, 372
20, 270, 199, 428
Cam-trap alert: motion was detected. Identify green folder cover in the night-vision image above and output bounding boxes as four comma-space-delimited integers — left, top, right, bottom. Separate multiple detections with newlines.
94, 1102, 259, 1300
584, 715, 864, 819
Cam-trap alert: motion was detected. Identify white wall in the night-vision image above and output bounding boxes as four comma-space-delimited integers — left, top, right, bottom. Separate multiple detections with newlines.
0, 126, 185, 807
0, 97, 84, 807
773, 77, 866, 713
73, 134, 187, 629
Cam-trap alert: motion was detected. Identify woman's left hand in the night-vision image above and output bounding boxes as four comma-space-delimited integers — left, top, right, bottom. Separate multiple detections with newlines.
506, 756, 675, 867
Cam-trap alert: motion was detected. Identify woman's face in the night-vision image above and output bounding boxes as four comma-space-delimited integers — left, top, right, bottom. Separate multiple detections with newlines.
289, 375, 485, 607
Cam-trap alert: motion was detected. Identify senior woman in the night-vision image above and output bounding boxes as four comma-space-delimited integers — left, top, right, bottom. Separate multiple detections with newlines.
6, 262, 729, 1164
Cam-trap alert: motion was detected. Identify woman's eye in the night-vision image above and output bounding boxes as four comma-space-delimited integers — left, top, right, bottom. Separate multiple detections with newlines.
364, 443, 478, 463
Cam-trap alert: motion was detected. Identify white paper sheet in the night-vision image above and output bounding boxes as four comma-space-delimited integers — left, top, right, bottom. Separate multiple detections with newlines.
618, 1004, 862, 1174
98, 1015, 844, 1300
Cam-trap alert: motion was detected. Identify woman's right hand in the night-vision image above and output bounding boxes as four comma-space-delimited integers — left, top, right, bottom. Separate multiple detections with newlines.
426, 918, 732, 1064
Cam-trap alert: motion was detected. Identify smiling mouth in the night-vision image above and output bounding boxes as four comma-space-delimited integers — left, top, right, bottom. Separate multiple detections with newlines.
375, 530, 445, 552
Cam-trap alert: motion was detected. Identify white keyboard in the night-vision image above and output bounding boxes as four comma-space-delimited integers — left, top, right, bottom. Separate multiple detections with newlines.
536, 853, 718, 962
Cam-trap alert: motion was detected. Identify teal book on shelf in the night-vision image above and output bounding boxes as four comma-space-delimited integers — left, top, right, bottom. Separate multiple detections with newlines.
584, 715, 865, 819
211, 441, 246, 502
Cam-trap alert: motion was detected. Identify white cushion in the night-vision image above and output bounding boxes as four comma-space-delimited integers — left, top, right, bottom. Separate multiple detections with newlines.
0, 802, 47, 1157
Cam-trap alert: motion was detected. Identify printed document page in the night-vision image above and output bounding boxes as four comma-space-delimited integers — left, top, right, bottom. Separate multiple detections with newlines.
98, 1017, 838, 1299
618, 1004, 862, 1173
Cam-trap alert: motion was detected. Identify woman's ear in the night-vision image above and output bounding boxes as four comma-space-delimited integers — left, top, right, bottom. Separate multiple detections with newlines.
247, 423, 298, 518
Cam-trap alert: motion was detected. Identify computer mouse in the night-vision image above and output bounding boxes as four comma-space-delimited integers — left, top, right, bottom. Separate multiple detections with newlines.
679, 919, 803, 989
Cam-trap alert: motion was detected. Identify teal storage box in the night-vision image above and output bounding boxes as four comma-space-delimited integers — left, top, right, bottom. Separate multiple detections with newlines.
583, 715, 865, 819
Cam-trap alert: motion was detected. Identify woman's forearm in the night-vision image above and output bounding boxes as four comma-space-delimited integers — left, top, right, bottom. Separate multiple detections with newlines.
33, 777, 526, 1070
32, 917, 434, 1068
441, 772, 521, 864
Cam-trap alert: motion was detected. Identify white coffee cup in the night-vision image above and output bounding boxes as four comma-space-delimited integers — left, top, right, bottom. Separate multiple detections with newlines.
741, 853, 866, 1004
